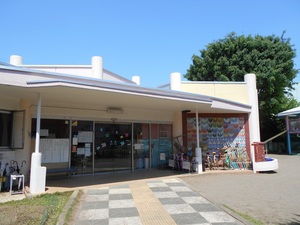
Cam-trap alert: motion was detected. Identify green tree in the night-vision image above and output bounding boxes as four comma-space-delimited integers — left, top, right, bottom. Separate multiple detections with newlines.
185, 32, 299, 140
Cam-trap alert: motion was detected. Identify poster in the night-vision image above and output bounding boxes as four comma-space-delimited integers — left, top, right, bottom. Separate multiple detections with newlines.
78, 131, 93, 143
77, 148, 85, 155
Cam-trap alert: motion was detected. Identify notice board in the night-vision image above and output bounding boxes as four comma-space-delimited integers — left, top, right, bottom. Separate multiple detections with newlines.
40, 139, 69, 163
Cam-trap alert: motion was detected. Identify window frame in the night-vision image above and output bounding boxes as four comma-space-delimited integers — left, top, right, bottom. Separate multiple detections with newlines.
0, 110, 25, 150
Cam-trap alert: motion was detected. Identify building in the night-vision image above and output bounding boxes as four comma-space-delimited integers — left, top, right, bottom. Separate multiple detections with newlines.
0, 55, 261, 194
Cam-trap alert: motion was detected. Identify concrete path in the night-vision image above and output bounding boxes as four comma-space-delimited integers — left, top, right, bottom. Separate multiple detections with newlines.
181, 154, 300, 225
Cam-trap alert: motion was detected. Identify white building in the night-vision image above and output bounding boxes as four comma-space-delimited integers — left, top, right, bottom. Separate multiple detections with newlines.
0, 55, 263, 194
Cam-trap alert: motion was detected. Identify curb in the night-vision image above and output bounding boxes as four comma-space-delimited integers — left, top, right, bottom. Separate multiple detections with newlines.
56, 190, 79, 225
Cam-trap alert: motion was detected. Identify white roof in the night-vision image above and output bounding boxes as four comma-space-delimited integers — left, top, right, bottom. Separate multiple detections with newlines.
0, 62, 251, 114
277, 106, 300, 117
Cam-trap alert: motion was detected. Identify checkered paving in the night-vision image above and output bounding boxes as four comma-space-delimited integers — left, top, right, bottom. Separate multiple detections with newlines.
75, 179, 242, 225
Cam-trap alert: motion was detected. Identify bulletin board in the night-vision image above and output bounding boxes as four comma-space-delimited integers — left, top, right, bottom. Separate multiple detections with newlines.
40, 139, 69, 163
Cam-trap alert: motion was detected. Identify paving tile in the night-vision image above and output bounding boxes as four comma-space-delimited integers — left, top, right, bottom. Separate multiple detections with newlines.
78, 208, 109, 220
86, 188, 109, 195
182, 196, 210, 204
109, 207, 139, 218
164, 203, 197, 214
110, 184, 129, 189
85, 194, 109, 202
169, 186, 193, 192
149, 186, 172, 192
109, 199, 136, 208
147, 182, 168, 187
109, 193, 132, 200
176, 191, 199, 197
166, 182, 186, 187
162, 178, 181, 183
153, 191, 179, 198
171, 213, 210, 225
190, 203, 221, 212
81, 200, 109, 210
199, 211, 236, 223
159, 197, 186, 205
109, 188, 131, 194
109, 216, 142, 225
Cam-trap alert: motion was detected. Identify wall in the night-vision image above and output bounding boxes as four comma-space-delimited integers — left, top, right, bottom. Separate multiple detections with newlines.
30, 106, 175, 123
181, 82, 248, 104
0, 98, 31, 181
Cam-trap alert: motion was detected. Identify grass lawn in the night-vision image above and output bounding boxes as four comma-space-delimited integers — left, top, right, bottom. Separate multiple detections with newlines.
0, 191, 72, 225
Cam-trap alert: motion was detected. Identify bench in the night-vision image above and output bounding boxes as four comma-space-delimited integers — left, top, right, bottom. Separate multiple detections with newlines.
46, 167, 78, 178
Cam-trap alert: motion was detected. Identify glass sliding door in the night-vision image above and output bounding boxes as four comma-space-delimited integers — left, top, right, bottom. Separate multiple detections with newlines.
70, 120, 93, 174
133, 123, 150, 169
94, 123, 132, 173
150, 124, 173, 169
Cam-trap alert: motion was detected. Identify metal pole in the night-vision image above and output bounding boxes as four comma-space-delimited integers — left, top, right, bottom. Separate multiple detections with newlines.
285, 116, 292, 154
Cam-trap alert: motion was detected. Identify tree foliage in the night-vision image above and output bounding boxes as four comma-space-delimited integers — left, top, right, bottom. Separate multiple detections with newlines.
185, 32, 299, 140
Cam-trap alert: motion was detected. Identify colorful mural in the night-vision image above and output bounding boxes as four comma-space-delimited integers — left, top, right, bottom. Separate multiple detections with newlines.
186, 116, 250, 157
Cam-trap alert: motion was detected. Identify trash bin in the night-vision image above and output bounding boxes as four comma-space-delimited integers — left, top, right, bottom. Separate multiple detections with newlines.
252, 142, 265, 162
144, 158, 149, 169
192, 161, 198, 172
137, 158, 143, 169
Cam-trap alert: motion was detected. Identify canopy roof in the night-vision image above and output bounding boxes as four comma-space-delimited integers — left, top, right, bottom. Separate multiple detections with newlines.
0, 62, 251, 115
277, 106, 300, 117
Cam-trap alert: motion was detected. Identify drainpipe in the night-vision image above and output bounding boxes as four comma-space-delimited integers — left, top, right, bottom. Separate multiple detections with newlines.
29, 93, 46, 194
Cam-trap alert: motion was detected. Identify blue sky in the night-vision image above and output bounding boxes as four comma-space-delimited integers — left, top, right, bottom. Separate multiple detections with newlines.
1, 0, 299, 87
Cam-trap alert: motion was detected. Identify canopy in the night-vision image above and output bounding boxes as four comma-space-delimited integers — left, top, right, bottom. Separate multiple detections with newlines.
277, 106, 300, 117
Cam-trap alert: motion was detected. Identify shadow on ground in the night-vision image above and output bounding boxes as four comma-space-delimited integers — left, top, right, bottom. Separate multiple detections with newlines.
45, 169, 187, 189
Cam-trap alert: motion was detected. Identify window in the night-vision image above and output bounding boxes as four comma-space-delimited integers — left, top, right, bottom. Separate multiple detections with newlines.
0, 110, 25, 149
31, 118, 70, 139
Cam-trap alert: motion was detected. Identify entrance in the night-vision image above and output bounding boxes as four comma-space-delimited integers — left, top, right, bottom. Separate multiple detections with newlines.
33, 119, 173, 175
94, 123, 132, 173
70, 120, 173, 174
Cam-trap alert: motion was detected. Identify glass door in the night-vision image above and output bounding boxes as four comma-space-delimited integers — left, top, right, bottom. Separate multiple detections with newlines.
133, 123, 150, 170
70, 120, 93, 174
94, 123, 132, 173
150, 124, 173, 169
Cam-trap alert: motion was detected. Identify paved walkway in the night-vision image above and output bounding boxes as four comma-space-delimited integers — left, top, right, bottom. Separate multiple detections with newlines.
182, 154, 300, 225
72, 178, 243, 225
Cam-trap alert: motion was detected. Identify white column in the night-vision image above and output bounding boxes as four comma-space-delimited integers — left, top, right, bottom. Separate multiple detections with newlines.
170, 72, 181, 91
10, 55, 23, 66
30, 94, 46, 194
35, 94, 41, 154
245, 74, 261, 173
195, 109, 203, 173
92, 56, 103, 79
